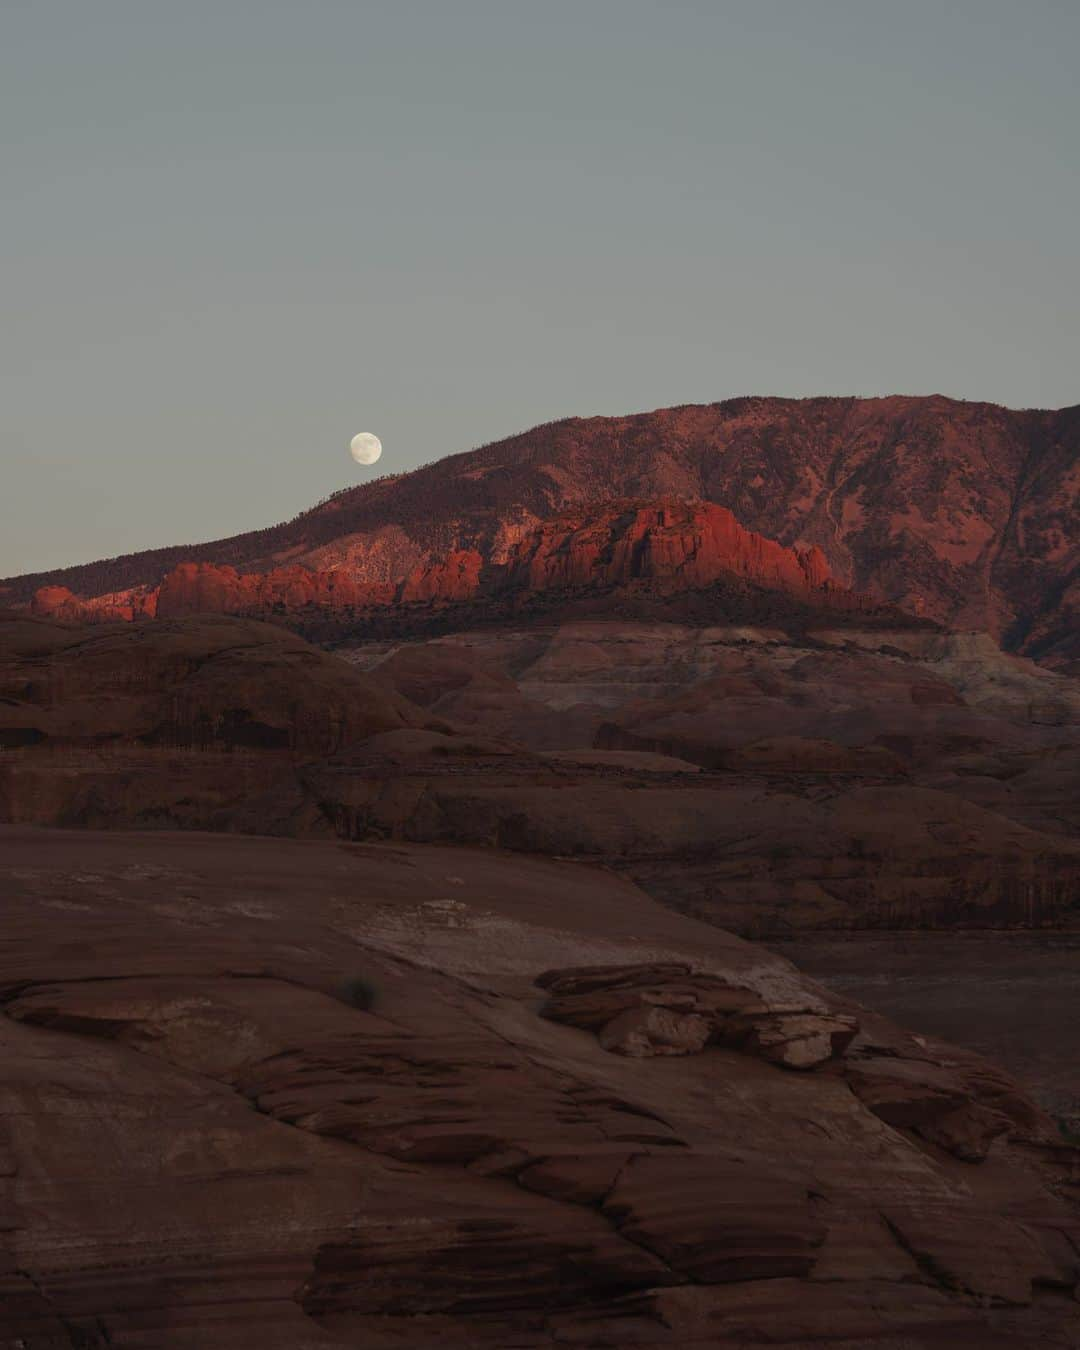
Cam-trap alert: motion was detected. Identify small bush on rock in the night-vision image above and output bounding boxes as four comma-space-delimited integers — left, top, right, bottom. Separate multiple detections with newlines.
338, 974, 378, 1011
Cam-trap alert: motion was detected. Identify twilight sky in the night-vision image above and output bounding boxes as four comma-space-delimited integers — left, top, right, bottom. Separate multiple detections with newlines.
3, 1, 1078, 577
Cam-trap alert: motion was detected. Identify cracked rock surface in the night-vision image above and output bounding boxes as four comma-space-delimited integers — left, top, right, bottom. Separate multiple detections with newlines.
1, 825, 1078, 1347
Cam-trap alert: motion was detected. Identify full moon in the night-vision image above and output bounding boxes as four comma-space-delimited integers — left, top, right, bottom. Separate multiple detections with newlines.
349, 432, 383, 466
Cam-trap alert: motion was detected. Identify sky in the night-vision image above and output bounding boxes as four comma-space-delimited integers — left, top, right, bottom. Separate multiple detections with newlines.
2, 1, 1078, 578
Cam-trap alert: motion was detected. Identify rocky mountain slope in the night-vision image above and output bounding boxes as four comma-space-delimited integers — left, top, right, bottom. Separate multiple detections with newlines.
4, 395, 1077, 663
2, 825, 1079, 1347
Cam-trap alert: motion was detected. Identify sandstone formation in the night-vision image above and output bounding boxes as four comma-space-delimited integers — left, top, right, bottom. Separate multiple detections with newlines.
2, 610, 1079, 1193
31, 581, 157, 622
23, 499, 878, 630
2, 531, 1079, 1345
6, 395, 1077, 663
536, 962, 859, 1068
499, 500, 837, 597
399, 547, 484, 603
4, 614, 1078, 931
155, 560, 396, 617
2, 395, 1079, 1347
0, 611, 420, 758
1, 825, 1077, 1347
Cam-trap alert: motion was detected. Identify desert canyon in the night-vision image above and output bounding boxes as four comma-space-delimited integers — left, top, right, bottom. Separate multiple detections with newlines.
1, 395, 1079, 1346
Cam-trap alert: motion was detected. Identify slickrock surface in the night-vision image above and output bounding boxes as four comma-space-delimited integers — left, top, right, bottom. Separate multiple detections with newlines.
3, 611, 1079, 1173
6, 395, 1077, 663
1, 825, 1078, 1347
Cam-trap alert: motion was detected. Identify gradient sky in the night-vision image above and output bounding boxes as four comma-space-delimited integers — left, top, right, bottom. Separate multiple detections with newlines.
3, 1, 1078, 577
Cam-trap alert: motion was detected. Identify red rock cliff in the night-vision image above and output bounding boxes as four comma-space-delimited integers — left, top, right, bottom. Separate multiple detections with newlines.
501, 501, 836, 596
32, 499, 866, 623
399, 549, 484, 603
155, 562, 394, 618
32, 584, 157, 623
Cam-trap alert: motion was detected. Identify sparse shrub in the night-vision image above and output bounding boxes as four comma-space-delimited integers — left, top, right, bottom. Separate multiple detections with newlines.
338, 974, 378, 1011
1055, 1115, 1080, 1146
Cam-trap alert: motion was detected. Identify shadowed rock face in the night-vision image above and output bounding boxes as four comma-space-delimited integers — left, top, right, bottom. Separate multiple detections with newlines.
5, 395, 1078, 664
1, 825, 1078, 1347
0, 611, 421, 759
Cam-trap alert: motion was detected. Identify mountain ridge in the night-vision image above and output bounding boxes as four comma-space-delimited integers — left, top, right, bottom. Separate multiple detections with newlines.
25, 498, 921, 643
4, 394, 1077, 663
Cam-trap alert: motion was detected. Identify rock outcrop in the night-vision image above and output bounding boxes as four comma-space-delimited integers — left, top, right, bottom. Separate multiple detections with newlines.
155, 560, 396, 617
31, 581, 157, 622
399, 548, 484, 603
500, 500, 838, 597
537, 962, 859, 1068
